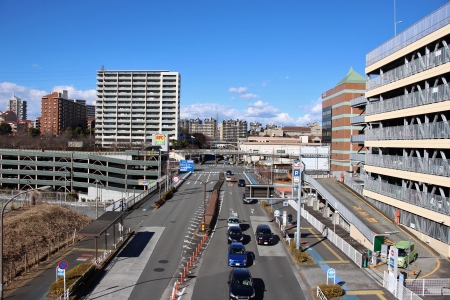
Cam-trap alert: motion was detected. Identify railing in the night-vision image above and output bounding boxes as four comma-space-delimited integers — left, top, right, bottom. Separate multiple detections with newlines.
366, 2, 450, 67
350, 153, 366, 163
350, 134, 365, 143
317, 286, 328, 300
367, 45, 450, 91
303, 173, 375, 242
365, 153, 450, 177
350, 115, 365, 124
301, 207, 363, 267
365, 121, 450, 140
405, 278, 450, 296
365, 178, 450, 215
350, 95, 367, 107
56, 263, 96, 300
343, 174, 364, 197
367, 83, 450, 116
382, 271, 423, 300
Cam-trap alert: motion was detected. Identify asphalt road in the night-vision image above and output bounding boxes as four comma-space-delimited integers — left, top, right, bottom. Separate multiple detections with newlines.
191, 162, 309, 300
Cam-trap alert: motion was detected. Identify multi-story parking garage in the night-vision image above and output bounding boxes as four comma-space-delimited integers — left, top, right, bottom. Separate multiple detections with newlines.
352, 3, 450, 256
0, 149, 166, 201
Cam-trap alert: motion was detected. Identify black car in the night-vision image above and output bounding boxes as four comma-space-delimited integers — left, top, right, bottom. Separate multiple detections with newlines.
227, 226, 243, 244
228, 268, 255, 299
226, 170, 233, 175
255, 224, 274, 245
238, 179, 246, 187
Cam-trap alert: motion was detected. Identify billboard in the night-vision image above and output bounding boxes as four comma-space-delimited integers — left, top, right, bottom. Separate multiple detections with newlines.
152, 134, 169, 151
180, 160, 194, 172
138, 179, 155, 186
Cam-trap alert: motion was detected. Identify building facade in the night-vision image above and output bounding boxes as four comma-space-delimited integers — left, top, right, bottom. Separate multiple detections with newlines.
41, 91, 87, 135
322, 67, 366, 172
361, 3, 450, 256
220, 119, 247, 141
7, 95, 27, 120
96, 69, 180, 148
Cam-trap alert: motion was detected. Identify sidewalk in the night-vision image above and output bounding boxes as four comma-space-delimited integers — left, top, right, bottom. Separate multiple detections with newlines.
268, 201, 397, 300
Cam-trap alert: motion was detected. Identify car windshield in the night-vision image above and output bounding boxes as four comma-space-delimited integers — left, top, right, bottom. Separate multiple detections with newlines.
259, 229, 271, 235
230, 247, 245, 254
229, 230, 241, 236
232, 276, 252, 287
398, 249, 408, 257
229, 219, 239, 224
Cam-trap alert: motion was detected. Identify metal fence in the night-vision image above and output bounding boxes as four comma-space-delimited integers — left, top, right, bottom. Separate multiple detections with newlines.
343, 174, 364, 197
405, 278, 450, 296
366, 2, 450, 67
303, 174, 375, 243
382, 271, 423, 300
367, 45, 450, 91
365, 179, 450, 215
365, 153, 450, 177
300, 207, 363, 267
365, 120, 450, 141
367, 84, 450, 116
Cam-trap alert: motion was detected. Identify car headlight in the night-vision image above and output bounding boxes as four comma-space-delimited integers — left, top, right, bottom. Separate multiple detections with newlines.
229, 259, 233, 263
229, 292, 238, 299
244, 260, 247, 264
240, 236, 243, 240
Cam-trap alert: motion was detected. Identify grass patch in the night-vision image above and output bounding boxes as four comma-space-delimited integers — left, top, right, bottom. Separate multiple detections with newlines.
49, 263, 94, 296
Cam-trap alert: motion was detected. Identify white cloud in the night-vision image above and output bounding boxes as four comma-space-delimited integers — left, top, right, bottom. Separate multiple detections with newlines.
262, 80, 270, 87
0, 82, 96, 120
240, 93, 259, 100
285, 76, 289, 79
52, 85, 96, 103
294, 97, 323, 126
230, 96, 236, 101
228, 87, 247, 94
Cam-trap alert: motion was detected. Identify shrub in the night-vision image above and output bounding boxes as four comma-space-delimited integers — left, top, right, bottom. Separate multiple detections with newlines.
288, 241, 308, 263
261, 200, 269, 207
49, 263, 93, 296
318, 283, 344, 298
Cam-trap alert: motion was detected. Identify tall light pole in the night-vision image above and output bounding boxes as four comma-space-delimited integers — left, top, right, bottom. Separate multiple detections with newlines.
394, 0, 402, 36
1, 186, 50, 299
63, 167, 67, 205
94, 180, 100, 219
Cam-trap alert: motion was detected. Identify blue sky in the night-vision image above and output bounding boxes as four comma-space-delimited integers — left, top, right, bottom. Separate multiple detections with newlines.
0, 0, 446, 125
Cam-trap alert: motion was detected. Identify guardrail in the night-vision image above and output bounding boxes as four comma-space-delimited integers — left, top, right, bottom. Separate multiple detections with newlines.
317, 286, 328, 300
382, 271, 422, 300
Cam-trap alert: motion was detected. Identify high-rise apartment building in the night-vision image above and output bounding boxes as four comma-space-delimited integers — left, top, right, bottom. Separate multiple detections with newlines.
41, 91, 87, 135
203, 117, 217, 140
96, 69, 180, 148
220, 119, 247, 141
7, 95, 27, 120
322, 67, 366, 172
359, 3, 450, 256
86, 104, 96, 118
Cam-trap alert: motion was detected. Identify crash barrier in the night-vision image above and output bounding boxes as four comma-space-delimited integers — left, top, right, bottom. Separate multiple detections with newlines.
382, 271, 422, 300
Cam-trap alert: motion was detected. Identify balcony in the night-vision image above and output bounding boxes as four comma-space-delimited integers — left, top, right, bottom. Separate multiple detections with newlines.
367, 46, 450, 91
364, 178, 450, 215
350, 96, 367, 107
367, 83, 450, 115
350, 153, 366, 163
366, 3, 450, 67
365, 153, 449, 177
350, 115, 365, 125
365, 121, 450, 141
350, 134, 365, 144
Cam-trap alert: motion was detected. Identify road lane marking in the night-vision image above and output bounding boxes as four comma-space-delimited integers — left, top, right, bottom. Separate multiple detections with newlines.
306, 228, 346, 262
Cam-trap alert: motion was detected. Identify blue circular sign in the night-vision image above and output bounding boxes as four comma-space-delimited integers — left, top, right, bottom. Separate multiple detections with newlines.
58, 260, 68, 270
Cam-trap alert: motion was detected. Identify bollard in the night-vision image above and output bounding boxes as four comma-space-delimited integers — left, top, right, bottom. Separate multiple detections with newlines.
180, 272, 184, 284
201, 221, 205, 231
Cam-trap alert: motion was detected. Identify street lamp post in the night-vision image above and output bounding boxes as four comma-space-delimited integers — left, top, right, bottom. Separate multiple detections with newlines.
0, 186, 50, 299
94, 180, 100, 219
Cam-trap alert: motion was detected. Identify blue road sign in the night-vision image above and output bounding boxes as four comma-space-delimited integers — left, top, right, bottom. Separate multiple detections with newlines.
58, 260, 68, 270
293, 170, 300, 177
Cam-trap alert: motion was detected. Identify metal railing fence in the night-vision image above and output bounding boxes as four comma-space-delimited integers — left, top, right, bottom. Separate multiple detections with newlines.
382, 271, 423, 300
405, 278, 450, 296
365, 179, 450, 215
300, 207, 363, 267
365, 153, 450, 177
367, 45, 450, 91
366, 2, 450, 67
316, 286, 328, 300
343, 174, 364, 196
365, 121, 450, 141
367, 83, 450, 116
303, 174, 375, 242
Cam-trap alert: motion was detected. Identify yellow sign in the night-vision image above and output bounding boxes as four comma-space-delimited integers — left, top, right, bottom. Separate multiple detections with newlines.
155, 134, 165, 145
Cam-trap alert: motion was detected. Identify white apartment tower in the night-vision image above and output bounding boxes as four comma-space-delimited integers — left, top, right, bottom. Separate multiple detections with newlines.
7, 95, 27, 120
96, 69, 180, 148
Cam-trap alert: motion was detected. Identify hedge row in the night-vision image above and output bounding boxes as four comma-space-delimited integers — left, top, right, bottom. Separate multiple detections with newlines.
153, 186, 176, 207
49, 262, 93, 296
